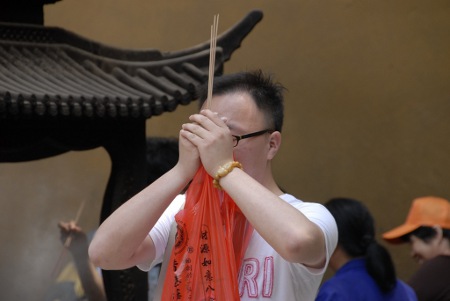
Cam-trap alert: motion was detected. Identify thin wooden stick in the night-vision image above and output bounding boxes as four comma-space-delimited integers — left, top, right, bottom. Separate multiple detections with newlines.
64, 199, 86, 247
51, 199, 86, 278
206, 14, 219, 109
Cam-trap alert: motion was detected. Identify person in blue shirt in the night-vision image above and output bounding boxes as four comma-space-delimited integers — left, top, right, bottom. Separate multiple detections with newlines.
316, 197, 417, 301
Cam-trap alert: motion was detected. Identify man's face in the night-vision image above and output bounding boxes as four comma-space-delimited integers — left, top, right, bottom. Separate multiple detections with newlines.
409, 234, 441, 264
206, 91, 273, 184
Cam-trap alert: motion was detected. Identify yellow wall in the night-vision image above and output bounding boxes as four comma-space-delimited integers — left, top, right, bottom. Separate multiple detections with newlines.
1, 1, 449, 300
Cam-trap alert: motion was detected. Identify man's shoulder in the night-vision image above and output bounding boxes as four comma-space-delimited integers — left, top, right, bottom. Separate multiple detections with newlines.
281, 193, 327, 211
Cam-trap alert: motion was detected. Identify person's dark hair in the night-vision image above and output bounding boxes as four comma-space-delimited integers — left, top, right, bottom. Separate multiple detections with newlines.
401, 226, 450, 243
146, 137, 179, 184
325, 197, 397, 293
197, 70, 286, 132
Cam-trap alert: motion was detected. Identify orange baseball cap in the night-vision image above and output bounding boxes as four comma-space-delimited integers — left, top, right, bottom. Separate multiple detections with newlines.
382, 196, 450, 244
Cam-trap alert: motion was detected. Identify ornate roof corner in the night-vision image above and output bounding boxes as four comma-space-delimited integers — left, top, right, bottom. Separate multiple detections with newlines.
0, 10, 263, 121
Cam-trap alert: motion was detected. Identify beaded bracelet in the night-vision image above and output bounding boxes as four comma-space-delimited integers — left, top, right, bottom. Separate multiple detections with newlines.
213, 161, 243, 189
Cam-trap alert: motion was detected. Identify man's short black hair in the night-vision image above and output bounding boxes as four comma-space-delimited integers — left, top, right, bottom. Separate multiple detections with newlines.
197, 70, 286, 132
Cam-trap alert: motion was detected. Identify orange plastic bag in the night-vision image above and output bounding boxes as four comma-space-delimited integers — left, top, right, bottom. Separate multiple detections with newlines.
161, 165, 253, 300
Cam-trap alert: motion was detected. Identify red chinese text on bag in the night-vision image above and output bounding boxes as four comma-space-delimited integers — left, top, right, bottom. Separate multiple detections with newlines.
161, 165, 253, 300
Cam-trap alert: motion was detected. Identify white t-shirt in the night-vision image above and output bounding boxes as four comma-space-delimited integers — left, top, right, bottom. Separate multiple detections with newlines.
138, 194, 338, 301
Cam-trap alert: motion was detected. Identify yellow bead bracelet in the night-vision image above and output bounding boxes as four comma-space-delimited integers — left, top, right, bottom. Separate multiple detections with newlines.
213, 161, 243, 189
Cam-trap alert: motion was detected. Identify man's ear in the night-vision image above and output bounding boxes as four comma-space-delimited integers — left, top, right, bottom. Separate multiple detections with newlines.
267, 131, 281, 160
433, 225, 444, 240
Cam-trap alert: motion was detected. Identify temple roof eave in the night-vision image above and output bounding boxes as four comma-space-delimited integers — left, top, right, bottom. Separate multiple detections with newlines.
0, 10, 263, 121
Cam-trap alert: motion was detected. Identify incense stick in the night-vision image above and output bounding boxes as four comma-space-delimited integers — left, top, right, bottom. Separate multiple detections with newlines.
206, 14, 219, 109
63, 199, 86, 247
51, 199, 86, 278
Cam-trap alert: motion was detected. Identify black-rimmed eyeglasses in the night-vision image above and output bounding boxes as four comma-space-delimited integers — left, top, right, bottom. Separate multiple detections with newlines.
232, 129, 274, 147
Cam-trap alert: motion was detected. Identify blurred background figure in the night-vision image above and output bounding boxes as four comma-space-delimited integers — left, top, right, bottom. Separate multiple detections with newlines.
382, 196, 450, 301
44, 221, 107, 301
316, 197, 417, 301
45, 137, 179, 301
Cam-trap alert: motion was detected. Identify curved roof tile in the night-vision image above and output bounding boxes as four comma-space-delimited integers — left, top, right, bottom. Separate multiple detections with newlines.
0, 10, 263, 120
